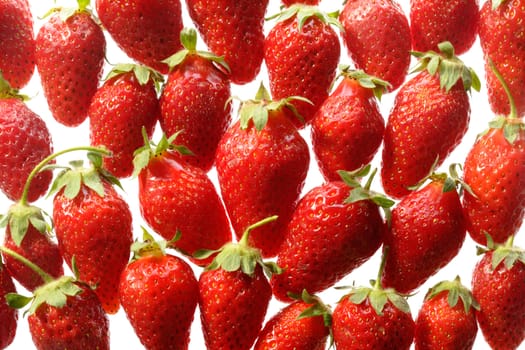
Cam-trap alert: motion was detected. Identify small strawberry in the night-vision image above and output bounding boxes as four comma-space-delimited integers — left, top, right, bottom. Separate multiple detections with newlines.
472, 237, 525, 350
339, 0, 411, 91
185, 0, 269, 84
381, 42, 479, 199
265, 5, 341, 126
215, 85, 310, 258
89, 64, 161, 178
160, 28, 232, 172
0, 260, 17, 350
254, 290, 331, 350
311, 68, 387, 181
35, 1, 106, 127
410, 0, 479, 55
271, 166, 390, 302
0, 0, 35, 89
96, 0, 183, 74
414, 277, 479, 350
119, 230, 199, 350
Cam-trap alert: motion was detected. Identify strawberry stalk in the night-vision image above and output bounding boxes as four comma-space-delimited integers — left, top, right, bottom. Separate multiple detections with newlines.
0, 246, 53, 284
488, 58, 518, 120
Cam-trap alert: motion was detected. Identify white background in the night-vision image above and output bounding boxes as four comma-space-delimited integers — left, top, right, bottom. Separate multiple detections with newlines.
1, 0, 523, 349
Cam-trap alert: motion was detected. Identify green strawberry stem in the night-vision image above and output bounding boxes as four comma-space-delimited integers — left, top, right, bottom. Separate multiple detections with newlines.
488, 58, 518, 120
373, 246, 389, 290
0, 246, 53, 284
238, 215, 278, 247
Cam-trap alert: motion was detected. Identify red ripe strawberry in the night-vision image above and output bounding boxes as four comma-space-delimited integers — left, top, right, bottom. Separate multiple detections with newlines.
160, 28, 232, 172
311, 69, 387, 181
215, 85, 310, 258
0, 261, 17, 349
254, 290, 331, 350
339, 0, 411, 91
414, 277, 479, 350
265, 5, 341, 126
0, 0, 35, 89
271, 166, 389, 302
479, 0, 525, 117
119, 231, 199, 350
134, 133, 232, 266
89, 64, 161, 178
471, 238, 525, 350
35, 3, 106, 127
381, 175, 467, 294
96, 0, 183, 74
185, 0, 268, 84
410, 0, 479, 55
381, 42, 479, 199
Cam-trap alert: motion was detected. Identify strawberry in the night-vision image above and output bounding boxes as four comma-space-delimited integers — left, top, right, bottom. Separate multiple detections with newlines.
381, 173, 467, 294
198, 217, 281, 350
185, 0, 268, 84
0, 260, 17, 349
282, 0, 320, 5
471, 237, 525, 350
339, 0, 411, 91
0, 0, 35, 89
479, 0, 525, 117
215, 85, 310, 258
311, 68, 387, 181
265, 5, 341, 126
381, 42, 479, 199
35, 2, 106, 127
51, 153, 133, 314
414, 277, 479, 350
159, 28, 232, 172
254, 290, 331, 350
271, 166, 390, 302
96, 0, 183, 74
89, 64, 161, 178
119, 231, 199, 350
134, 133, 232, 267
410, 0, 479, 55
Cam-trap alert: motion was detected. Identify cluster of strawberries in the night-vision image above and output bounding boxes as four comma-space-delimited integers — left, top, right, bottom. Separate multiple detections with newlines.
0, 0, 524, 349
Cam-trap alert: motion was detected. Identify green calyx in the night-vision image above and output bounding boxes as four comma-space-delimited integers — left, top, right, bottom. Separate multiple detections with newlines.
105, 63, 164, 92
42, 0, 94, 22
130, 227, 181, 261
0, 203, 51, 247
425, 276, 480, 314
411, 41, 481, 93
337, 66, 391, 100
266, 4, 342, 32
407, 160, 475, 197
478, 235, 525, 272
0, 72, 29, 101
290, 289, 332, 328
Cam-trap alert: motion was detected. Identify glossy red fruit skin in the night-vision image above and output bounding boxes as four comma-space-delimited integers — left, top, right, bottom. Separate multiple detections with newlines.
332, 297, 415, 350
414, 291, 478, 350
199, 266, 272, 350
159, 55, 232, 172
96, 0, 183, 74
265, 15, 340, 127
472, 251, 525, 350
311, 77, 385, 181
0, 0, 35, 89
0, 264, 17, 350
271, 181, 384, 302
381, 71, 470, 199
410, 0, 479, 55
282, 0, 320, 5
53, 181, 133, 314
479, 0, 525, 117
89, 72, 160, 178
0, 98, 53, 202
119, 254, 199, 350
462, 127, 525, 245
185, 0, 269, 84
339, 0, 411, 91
28, 284, 109, 350
215, 114, 310, 258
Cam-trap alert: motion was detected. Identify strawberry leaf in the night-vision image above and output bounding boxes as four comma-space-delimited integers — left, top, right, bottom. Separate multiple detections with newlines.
5, 293, 32, 309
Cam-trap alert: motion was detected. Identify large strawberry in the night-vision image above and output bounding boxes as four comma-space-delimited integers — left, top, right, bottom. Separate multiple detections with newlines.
215, 85, 310, 258
381, 42, 479, 199
265, 5, 341, 126
339, 0, 411, 91
271, 166, 390, 302
0, 0, 35, 89
160, 28, 232, 172
311, 68, 387, 181
472, 237, 525, 350
96, 0, 183, 74
185, 0, 268, 84
479, 0, 525, 117
35, 1, 106, 127
410, 0, 479, 55
0, 260, 17, 349
89, 64, 161, 178
119, 231, 199, 350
